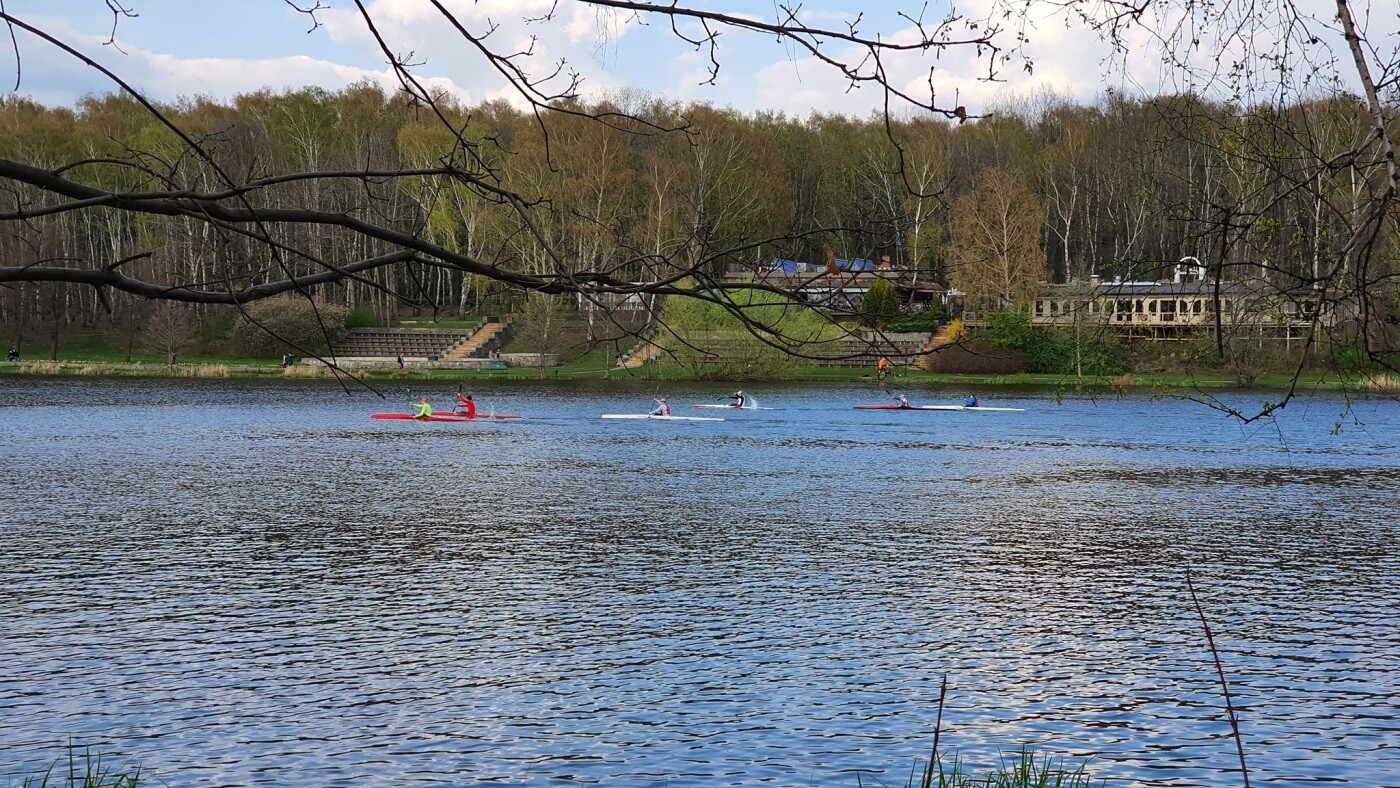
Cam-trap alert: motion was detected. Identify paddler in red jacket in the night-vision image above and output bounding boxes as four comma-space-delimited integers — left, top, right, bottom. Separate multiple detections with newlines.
455, 393, 477, 416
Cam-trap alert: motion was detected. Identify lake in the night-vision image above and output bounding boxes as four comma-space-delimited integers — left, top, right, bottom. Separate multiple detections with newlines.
1, 377, 1397, 786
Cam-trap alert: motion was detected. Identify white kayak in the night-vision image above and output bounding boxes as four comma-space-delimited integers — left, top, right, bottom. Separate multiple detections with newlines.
854, 403, 1025, 412
602, 414, 726, 422
690, 404, 775, 411
915, 405, 1025, 412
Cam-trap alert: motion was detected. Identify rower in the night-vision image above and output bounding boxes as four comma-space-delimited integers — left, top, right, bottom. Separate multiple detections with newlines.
727, 390, 746, 408
650, 398, 671, 416
456, 393, 477, 416
413, 397, 433, 419
898, 394, 910, 408
965, 393, 980, 408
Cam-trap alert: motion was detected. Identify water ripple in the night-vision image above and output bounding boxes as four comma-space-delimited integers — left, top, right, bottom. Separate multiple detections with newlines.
1, 379, 1397, 785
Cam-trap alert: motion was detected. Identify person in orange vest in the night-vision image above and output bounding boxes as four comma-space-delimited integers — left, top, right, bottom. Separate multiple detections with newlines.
876, 356, 890, 379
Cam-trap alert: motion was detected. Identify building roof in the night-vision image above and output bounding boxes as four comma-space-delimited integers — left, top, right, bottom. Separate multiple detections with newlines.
769, 257, 880, 273
756, 271, 943, 292
1044, 280, 1270, 297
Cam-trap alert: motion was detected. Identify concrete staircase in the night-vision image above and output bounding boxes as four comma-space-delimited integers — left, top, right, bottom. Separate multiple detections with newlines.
618, 336, 663, 369
438, 322, 507, 362
916, 324, 961, 370
924, 324, 960, 351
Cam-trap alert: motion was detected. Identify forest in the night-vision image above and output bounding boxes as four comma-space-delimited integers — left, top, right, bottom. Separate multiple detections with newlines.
0, 83, 1395, 359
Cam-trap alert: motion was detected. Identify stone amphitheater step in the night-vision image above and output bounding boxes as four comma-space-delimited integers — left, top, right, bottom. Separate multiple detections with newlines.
438, 322, 505, 362
331, 328, 475, 359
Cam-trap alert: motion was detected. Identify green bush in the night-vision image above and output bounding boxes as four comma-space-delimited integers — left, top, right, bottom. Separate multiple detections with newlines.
1329, 342, 1378, 373
1024, 328, 1127, 375
229, 297, 350, 358
344, 306, 378, 329
977, 308, 1124, 375
888, 310, 942, 333
979, 307, 1033, 349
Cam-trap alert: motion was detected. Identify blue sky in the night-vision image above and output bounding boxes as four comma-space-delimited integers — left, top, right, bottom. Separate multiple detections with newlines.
3, 0, 1390, 116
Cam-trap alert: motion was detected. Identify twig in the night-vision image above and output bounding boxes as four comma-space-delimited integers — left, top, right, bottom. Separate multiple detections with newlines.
1186, 568, 1250, 787
921, 675, 948, 788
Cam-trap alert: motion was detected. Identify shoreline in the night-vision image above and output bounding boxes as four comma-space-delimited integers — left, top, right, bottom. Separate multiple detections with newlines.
0, 358, 1384, 393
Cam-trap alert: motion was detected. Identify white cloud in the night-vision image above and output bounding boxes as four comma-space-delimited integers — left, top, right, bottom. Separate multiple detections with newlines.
10, 0, 1395, 117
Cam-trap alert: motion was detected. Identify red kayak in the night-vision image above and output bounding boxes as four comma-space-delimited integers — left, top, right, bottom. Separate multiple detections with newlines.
372, 412, 522, 421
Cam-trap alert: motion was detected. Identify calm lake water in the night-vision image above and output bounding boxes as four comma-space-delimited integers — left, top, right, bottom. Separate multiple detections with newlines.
1, 377, 1397, 786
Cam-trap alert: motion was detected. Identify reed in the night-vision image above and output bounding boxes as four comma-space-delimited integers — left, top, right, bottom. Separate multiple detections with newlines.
1360, 373, 1400, 391
176, 363, 229, 378
18, 361, 64, 375
860, 747, 1101, 788
282, 364, 324, 378
21, 743, 142, 787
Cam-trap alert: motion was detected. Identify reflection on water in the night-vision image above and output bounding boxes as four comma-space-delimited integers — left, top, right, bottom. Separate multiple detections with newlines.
1, 378, 1397, 785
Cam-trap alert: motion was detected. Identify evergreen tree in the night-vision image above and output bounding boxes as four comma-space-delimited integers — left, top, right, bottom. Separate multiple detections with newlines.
859, 277, 900, 328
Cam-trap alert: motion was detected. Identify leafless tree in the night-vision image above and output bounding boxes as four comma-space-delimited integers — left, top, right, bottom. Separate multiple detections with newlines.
0, 2, 1004, 365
